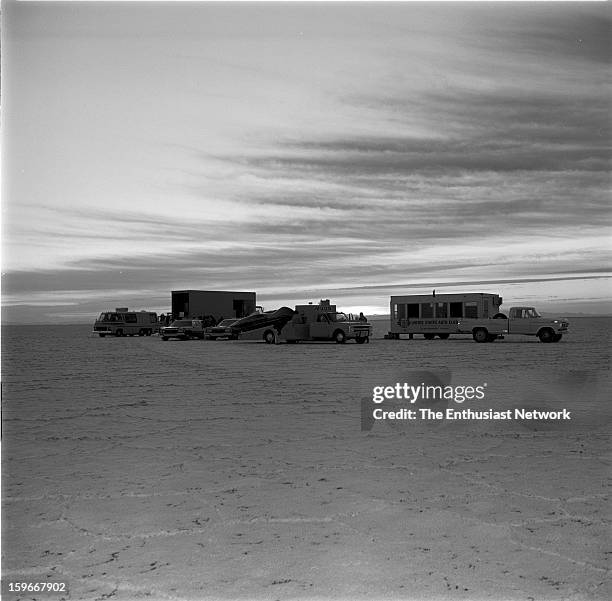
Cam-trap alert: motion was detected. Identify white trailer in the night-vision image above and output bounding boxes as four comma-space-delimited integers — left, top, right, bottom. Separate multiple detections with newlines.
387, 292, 503, 340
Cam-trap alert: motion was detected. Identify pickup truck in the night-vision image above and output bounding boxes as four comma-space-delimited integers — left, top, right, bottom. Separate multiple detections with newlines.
269, 300, 371, 344
458, 307, 569, 343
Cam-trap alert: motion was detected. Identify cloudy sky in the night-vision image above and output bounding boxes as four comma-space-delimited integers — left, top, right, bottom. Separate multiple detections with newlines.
2, 1, 611, 322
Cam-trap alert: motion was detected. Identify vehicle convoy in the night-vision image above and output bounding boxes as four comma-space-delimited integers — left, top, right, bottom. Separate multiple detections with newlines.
160, 319, 205, 341
93, 309, 158, 337
459, 306, 569, 343
256, 300, 372, 344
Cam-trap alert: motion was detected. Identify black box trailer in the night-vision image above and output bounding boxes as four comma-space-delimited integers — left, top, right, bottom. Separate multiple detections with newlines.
171, 290, 256, 321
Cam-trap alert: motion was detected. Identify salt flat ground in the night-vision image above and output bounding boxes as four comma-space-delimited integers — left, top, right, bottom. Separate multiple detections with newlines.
2, 318, 611, 600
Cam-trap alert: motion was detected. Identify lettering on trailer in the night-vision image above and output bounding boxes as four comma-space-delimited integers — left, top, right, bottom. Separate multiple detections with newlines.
408, 319, 460, 325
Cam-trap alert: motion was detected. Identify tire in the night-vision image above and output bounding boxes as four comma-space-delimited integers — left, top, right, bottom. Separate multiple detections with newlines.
423, 333, 435, 340
138, 329, 145, 336
99, 334, 106, 338
355, 337, 367, 344
473, 328, 489, 343
263, 330, 276, 344
538, 329, 555, 343
115, 329, 123, 337
334, 330, 346, 344
161, 336, 168, 341
493, 313, 508, 319
438, 333, 450, 340
552, 334, 563, 342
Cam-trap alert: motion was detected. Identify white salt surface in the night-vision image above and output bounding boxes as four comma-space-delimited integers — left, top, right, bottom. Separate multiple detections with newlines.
2, 318, 611, 600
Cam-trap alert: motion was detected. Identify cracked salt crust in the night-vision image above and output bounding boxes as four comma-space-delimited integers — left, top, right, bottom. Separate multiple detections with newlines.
2, 319, 611, 600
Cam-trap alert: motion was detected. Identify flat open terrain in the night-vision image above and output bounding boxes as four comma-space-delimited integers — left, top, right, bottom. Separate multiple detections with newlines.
2, 318, 610, 600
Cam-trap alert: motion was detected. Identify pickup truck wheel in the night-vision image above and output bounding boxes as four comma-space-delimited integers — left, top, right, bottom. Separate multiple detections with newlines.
334, 330, 346, 344
423, 333, 435, 340
355, 337, 367, 344
473, 328, 489, 343
438, 333, 450, 340
538, 328, 555, 343
263, 330, 275, 344
552, 334, 563, 342
161, 336, 168, 341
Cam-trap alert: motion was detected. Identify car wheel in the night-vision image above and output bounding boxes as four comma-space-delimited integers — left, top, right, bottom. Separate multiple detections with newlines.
438, 333, 450, 340
538, 328, 554, 343
161, 336, 168, 341
552, 334, 562, 342
263, 330, 276, 344
473, 328, 489, 343
334, 330, 346, 344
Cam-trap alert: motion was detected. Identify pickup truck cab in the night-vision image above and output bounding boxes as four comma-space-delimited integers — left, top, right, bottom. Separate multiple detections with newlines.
459, 307, 569, 343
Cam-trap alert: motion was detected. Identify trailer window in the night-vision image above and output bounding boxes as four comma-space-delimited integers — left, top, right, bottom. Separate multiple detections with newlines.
407, 304, 419, 318
124, 314, 137, 323
449, 302, 463, 318
398, 304, 406, 320
435, 303, 447, 318
464, 303, 478, 318
421, 303, 434, 318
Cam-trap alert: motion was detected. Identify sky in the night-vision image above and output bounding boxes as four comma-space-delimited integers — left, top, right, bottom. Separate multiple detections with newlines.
2, 1, 611, 323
